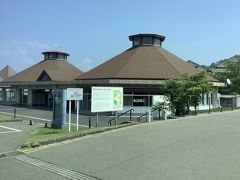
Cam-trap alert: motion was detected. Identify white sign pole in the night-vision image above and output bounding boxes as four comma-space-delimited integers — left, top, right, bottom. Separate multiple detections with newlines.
76, 100, 79, 131
69, 100, 71, 132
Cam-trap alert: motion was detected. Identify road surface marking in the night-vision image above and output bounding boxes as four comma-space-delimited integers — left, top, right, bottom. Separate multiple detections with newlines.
15, 154, 103, 180
0, 111, 51, 122
0, 125, 22, 133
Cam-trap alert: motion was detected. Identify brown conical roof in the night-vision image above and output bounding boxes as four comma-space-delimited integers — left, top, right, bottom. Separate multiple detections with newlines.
76, 46, 216, 81
0, 65, 16, 79
3, 59, 83, 82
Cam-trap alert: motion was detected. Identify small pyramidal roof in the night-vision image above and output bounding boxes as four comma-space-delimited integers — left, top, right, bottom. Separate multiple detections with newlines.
4, 51, 83, 82
0, 65, 16, 80
76, 34, 216, 81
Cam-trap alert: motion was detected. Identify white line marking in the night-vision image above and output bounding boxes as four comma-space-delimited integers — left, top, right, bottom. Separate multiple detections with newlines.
0, 111, 51, 122
0, 125, 22, 133
0, 111, 88, 127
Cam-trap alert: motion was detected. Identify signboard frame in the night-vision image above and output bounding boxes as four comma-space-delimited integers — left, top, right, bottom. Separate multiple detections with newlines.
66, 88, 83, 101
91, 87, 123, 113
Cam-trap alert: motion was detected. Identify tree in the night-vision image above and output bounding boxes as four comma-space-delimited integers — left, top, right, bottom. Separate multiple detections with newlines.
214, 58, 240, 94
163, 72, 212, 116
185, 72, 213, 115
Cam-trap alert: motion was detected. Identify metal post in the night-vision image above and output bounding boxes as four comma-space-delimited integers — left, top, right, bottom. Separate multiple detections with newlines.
208, 97, 211, 114
68, 100, 71, 132
14, 108, 16, 118
115, 111, 117, 126
88, 117, 91, 128
146, 112, 148, 122
232, 97, 234, 111
130, 110, 132, 122
76, 100, 79, 131
158, 109, 161, 120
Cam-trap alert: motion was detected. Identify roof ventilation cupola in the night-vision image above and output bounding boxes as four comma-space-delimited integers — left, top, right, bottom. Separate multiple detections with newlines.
42, 51, 69, 61
129, 34, 165, 47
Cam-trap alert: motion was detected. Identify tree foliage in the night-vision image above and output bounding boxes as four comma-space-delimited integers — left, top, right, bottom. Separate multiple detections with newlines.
163, 72, 212, 116
214, 59, 240, 94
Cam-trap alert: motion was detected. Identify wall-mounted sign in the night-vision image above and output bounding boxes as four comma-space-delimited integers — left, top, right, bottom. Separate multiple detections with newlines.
91, 87, 123, 112
66, 88, 83, 101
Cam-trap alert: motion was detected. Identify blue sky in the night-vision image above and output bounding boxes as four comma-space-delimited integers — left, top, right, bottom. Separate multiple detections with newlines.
1, 0, 240, 72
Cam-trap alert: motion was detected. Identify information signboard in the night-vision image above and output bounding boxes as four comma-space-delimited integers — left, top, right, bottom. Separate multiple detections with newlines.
67, 88, 83, 101
91, 87, 123, 112
52, 89, 67, 128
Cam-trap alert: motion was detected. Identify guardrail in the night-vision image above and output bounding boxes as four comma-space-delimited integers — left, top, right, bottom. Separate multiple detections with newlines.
108, 109, 134, 126
137, 108, 162, 122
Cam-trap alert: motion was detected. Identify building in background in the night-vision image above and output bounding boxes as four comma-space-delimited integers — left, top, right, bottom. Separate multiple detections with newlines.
0, 34, 224, 114
1, 51, 83, 106
0, 65, 16, 81
76, 34, 223, 113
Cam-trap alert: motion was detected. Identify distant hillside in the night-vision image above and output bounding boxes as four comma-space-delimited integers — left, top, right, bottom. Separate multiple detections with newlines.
210, 55, 240, 68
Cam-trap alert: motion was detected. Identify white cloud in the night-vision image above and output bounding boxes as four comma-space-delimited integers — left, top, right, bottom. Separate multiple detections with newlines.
0, 41, 60, 71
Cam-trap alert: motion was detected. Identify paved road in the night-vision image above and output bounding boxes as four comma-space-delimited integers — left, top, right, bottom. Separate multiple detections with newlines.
1, 110, 240, 179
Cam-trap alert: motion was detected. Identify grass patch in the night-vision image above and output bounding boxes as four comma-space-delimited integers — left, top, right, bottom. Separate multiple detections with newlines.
21, 122, 138, 149
0, 114, 19, 121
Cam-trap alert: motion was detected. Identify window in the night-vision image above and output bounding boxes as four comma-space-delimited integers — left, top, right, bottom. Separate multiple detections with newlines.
211, 93, 213, 105
49, 53, 57, 59
154, 38, 161, 46
124, 96, 133, 106
57, 53, 65, 59
142, 37, 153, 45
44, 53, 49, 60
133, 37, 141, 46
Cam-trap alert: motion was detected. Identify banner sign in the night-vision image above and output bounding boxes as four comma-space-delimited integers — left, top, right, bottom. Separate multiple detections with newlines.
91, 87, 123, 112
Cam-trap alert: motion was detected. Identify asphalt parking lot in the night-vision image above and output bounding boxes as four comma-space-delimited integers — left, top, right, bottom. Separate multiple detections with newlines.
0, 104, 142, 127
0, 121, 40, 154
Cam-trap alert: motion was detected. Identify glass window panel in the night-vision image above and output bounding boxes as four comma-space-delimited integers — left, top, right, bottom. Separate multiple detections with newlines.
49, 53, 57, 59
154, 38, 161, 46
57, 54, 65, 59
124, 96, 132, 106
133, 37, 141, 46
142, 37, 152, 45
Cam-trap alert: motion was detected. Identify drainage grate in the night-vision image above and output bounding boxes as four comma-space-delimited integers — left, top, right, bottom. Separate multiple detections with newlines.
15, 154, 103, 180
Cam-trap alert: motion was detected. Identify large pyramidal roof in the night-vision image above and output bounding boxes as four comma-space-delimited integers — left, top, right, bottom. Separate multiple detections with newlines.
4, 51, 83, 82
0, 65, 16, 80
77, 34, 216, 82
